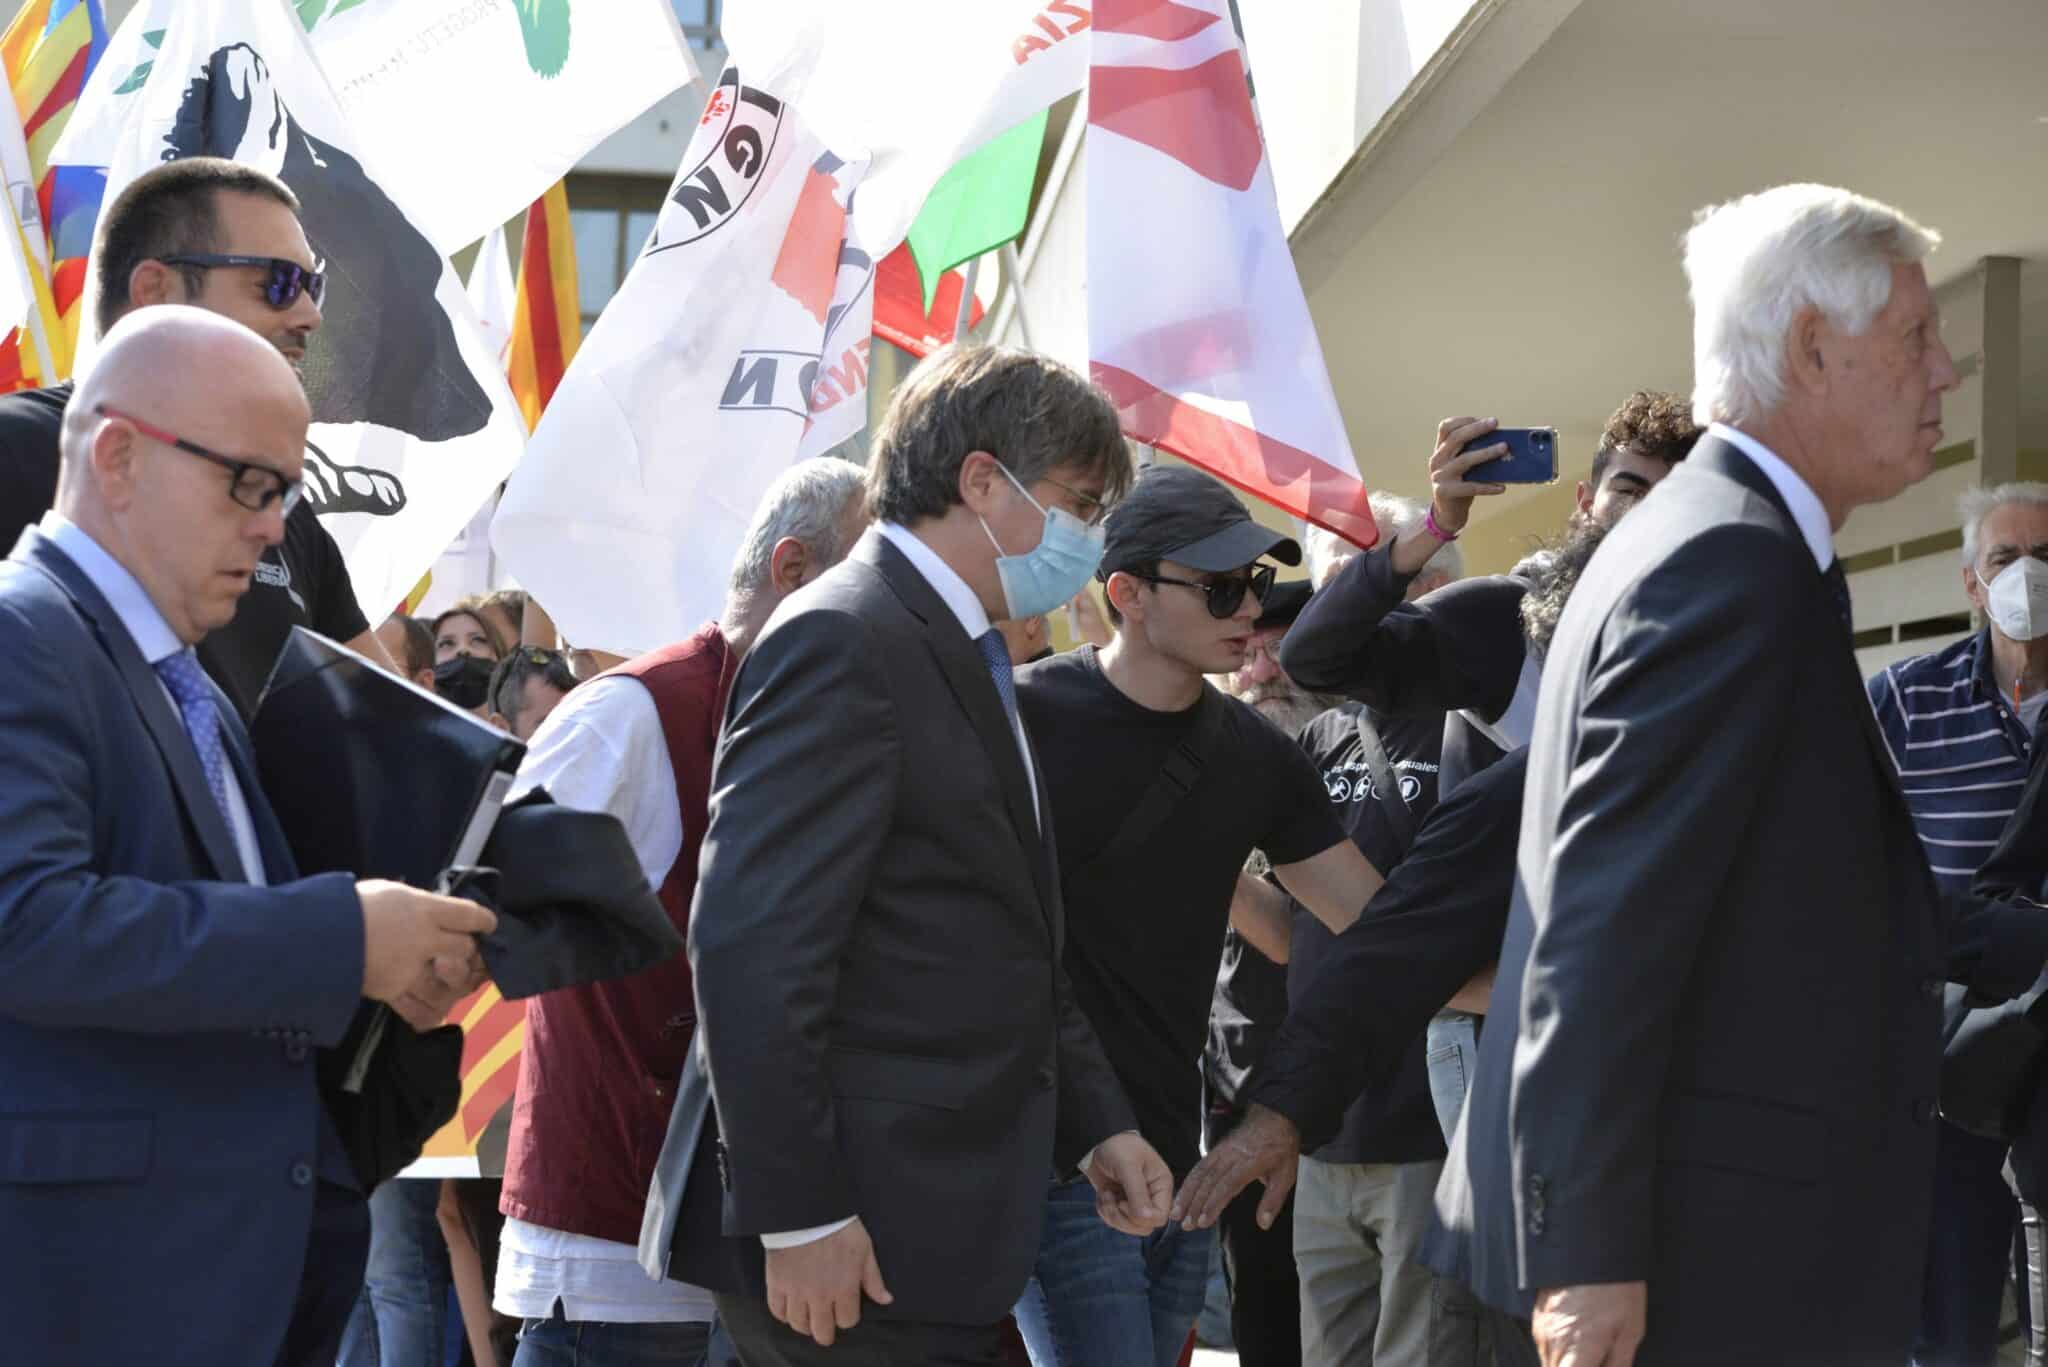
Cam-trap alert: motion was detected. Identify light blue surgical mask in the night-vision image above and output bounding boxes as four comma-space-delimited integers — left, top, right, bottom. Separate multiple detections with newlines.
978, 463, 1106, 620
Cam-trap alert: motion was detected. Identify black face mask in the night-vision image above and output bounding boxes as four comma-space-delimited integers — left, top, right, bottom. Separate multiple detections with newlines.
433, 653, 495, 709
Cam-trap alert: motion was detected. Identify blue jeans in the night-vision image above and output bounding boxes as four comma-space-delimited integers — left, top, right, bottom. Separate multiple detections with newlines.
511, 1303, 717, 1366
1424, 1011, 1481, 1147
1014, 1178, 1215, 1367
336, 1179, 453, 1367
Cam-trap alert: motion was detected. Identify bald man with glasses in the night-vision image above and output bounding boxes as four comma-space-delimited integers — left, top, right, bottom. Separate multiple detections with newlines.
0, 306, 498, 1366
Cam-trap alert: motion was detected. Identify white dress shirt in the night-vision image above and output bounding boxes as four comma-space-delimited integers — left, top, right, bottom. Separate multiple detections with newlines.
763, 524, 1050, 1253
494, 669, 712, 1322
1708, 423, 1835, 571
40, 511, 266, 883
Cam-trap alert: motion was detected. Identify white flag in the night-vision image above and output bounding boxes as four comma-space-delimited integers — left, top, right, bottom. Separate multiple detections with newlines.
466, 225, 517, 368
301, 0, 697, 256
67, 0, 527, 621
1087, 0, 1374, 546
492, 1, 1091, 656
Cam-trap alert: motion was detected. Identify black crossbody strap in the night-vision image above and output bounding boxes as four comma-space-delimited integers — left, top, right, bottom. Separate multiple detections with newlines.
1351, 703, 1415, 849
1078, 689, 1230, 879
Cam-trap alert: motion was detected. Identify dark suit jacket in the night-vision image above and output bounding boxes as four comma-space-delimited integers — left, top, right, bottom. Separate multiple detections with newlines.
650, 529, 1135, 1326
1427, 439, 2048, 1364
0, 529, 365, 1364
1249, 748, 1527, 1147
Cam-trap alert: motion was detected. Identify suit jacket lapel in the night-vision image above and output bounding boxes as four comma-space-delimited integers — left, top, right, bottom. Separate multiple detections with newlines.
16, 531, 247, 882
856, 534, 1058, 920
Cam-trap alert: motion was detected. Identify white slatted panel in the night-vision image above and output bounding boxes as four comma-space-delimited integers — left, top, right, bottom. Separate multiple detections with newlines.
1836, 458, 1976, 558
1849, 554, 1965, 632
1856, 633, 1968, 678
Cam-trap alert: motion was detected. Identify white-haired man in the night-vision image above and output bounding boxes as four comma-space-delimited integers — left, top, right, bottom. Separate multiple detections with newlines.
491, 457, 869, 1367
1868, 482, 2048, 1367
1440, 184, 2048, 1367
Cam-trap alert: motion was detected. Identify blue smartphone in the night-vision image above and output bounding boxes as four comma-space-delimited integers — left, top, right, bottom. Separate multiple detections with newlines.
1462, 427, 1559, 484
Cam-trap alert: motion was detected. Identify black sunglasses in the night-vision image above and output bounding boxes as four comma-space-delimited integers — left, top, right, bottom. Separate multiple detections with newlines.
1132, 562, 1278, 619
158, 253, 325, 309
94, 404, 305, 517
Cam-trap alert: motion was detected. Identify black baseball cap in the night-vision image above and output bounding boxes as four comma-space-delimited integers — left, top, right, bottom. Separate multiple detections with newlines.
1098, 465, 1302, 579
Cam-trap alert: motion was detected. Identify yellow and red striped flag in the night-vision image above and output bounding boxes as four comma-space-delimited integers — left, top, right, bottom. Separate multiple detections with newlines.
505, 180, 580, 434
0, 0, 106, 390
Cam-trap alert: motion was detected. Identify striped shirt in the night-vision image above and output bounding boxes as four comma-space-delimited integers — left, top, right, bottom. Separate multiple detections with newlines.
1868, 630, 2035, 890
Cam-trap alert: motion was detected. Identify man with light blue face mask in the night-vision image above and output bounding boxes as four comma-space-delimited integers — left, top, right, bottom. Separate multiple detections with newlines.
644, 344, 1173, 1367
1868, 480, 2048, 1367
1006, 464, 1390, 1367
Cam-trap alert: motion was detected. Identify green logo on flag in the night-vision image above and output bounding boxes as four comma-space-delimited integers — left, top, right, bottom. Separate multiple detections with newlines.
297, 0, 572, 80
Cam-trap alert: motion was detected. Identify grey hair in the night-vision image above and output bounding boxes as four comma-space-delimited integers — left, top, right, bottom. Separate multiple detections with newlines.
1363, 492, 1464, 582
727, 456, 869, 597
1684, 183, 1940, 427
1959, 482, 2048, 567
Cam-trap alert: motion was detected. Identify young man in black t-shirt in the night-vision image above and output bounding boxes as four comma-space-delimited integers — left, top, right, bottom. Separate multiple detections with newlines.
0, 159, 391, 719
1010, 464, 1385, 1367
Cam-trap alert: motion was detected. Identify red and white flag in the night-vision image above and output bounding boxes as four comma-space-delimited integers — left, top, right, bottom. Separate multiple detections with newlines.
1086, 0, 1375, 546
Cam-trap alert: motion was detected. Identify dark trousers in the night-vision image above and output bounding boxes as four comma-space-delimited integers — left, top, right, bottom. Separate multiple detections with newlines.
1918, 1121, 2017, 1367
1485, 1308, 1540, 1367
1218, 1183, 1300, 1367
716, 1292, 1008, 1367
273, 1179, 372, 1367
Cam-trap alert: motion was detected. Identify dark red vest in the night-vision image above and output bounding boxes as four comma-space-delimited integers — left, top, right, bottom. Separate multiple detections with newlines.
500, 622, 734, 1245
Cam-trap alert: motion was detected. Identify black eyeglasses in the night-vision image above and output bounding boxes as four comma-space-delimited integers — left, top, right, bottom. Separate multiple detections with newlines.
158, 253, 325, 309
95, 404, 305, 517
1041, 475, 1108, 527
1132, 562, 1278, 619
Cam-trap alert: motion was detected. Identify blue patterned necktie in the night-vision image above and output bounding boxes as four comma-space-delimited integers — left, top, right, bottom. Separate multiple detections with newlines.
153, 649, 239, 845
975, 628, 1020, 727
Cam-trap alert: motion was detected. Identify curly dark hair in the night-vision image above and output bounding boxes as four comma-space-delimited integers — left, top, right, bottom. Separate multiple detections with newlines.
1588, 390, 1701, 491
1519, 519, 1612, 656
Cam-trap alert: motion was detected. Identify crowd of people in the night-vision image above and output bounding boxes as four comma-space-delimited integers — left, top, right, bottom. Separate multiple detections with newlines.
6, 150, 2048, 1367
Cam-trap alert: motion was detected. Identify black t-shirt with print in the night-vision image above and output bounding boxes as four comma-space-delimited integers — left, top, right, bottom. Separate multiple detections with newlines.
1284, 703, 1451, 1165
1016, 645, 1345, 1177
0, 379, 369, 720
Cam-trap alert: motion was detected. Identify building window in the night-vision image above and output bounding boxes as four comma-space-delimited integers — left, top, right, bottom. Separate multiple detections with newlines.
671, 0, 722, 49
564, 176, 671, 332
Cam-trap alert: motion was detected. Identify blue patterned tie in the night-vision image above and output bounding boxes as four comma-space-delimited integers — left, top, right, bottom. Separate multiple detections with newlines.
975, 628, 1020, 727
153, 650, 239, 841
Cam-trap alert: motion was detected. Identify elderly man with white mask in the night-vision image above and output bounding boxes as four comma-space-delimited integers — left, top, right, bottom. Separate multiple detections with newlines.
1868, 482, 2048, 1367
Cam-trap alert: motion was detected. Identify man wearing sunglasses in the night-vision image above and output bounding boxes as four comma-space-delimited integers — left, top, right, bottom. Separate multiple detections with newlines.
0, 305, 499, 1366
0, 155, 392, 722
1008, 464, 1389, 1367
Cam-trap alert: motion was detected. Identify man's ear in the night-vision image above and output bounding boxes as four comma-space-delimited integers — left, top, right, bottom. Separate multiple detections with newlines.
1786, 306, 1829, 396
91, 416, 141, 512
1105, 570, 1144, 624
1574, 479, 1594, 519
957, 450, 1004, 517
769, 535, 810, 595
127, 259, 183, 311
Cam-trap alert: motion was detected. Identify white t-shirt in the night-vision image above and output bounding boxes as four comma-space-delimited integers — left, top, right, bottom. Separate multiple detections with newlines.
492, 672, 711, 1323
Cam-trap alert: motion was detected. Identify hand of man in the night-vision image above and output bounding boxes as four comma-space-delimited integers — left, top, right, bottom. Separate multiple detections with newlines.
1170, 1103, 1300, 1232
1532, 1282, 1647, 1367
358, 879, 497, 1031
765, 1217, 893, 1348
1084, 1131, 1174, 1235
1427, 415, 1511, 534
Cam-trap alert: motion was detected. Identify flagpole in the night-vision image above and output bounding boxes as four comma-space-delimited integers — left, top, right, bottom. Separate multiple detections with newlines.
954, 251, 982, 341
989, 92, 1088, 345
1001, 241, 1035, 351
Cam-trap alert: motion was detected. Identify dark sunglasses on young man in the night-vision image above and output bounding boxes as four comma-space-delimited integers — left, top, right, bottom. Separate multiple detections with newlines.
158, 253, 326, 310
1132, 561, 1278, 619
94, 404, 306, 517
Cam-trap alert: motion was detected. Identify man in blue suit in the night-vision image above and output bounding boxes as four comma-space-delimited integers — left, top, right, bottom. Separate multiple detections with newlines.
0, 305, 498, 1365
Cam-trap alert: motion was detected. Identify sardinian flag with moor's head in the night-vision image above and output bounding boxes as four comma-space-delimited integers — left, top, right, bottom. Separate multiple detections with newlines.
54, 0, 525, 621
